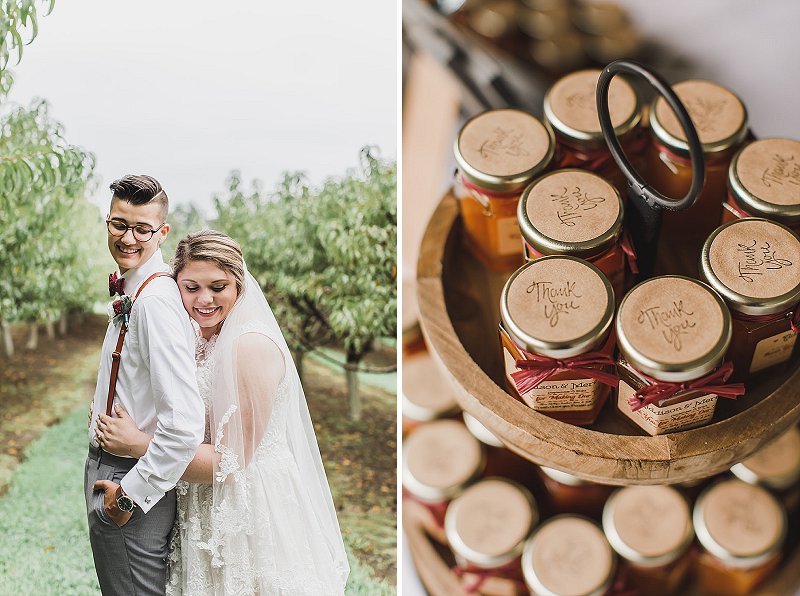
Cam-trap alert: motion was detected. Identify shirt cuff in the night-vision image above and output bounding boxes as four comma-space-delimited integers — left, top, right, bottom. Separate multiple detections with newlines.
120, 468, 163, 514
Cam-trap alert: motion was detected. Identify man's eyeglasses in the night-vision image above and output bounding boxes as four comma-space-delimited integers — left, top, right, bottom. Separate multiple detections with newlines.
106, 219, 166, 242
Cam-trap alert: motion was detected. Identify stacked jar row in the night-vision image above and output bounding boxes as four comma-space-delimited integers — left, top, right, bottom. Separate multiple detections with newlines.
402, 376, 800, 596
452, 69, 800, 434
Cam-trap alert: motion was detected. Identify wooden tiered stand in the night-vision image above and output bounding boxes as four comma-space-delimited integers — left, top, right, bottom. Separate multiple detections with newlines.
406, 191, 800, 594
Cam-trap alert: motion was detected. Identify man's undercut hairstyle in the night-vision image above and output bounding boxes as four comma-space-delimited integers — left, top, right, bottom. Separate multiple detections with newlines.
109, 174, 169, 220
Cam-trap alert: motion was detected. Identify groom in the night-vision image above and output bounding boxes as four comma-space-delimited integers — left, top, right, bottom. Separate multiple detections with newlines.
86, 175, 205, 595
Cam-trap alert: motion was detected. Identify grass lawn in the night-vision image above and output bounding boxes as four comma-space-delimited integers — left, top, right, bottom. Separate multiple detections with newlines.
0, 316, 396, 594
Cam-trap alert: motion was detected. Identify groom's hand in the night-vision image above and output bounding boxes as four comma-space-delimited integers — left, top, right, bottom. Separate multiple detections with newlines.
93, 480, 133, 528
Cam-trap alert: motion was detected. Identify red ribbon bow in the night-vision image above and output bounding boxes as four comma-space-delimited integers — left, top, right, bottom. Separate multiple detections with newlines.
619, 229, 639, 275
511, 352, 619, 395
629, 362, 745, 412
109, 272, 125, 297
452, 559, 527, 594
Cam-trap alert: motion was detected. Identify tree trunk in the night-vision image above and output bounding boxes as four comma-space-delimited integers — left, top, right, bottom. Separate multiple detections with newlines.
26, 323, 38, 350
45, 319, 56, 340
293, 349, 305, 383
1, 320, 13, 358
346, 350, 361, 421
58, 312, 68, 336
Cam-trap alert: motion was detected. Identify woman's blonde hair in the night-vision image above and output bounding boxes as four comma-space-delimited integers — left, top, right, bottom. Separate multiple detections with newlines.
172, 230, 245, 295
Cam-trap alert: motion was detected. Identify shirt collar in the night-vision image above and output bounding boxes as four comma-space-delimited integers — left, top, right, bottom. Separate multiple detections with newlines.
119, 249, 171, 296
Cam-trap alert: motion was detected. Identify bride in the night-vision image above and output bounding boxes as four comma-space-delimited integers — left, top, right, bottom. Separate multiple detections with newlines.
96, 230, 349, 595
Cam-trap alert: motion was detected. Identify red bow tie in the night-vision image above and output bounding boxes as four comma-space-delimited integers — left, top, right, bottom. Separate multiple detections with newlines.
109, 272, 126, 297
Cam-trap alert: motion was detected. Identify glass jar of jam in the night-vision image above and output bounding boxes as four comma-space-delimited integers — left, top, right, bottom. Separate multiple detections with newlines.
693, 479, 787, 596
454, 108, 555, 272
402, 420, 485, 531
730, 426, 800, 516
522, 515, 616, 596
722, 138, 800, 231
538, 466, 613, 519
602, 486, 694, 595
402, 349, 460, 436
700, 218, 800, 381
615, 276, 740, 435
445, 478, 538, 592
499, 255, 618, 426
543, 69, 645, 196
518, 168, 636, 300
647, 80, 749, 276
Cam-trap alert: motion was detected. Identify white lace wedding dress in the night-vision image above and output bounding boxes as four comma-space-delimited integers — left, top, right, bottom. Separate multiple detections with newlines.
165, 332, 347, 595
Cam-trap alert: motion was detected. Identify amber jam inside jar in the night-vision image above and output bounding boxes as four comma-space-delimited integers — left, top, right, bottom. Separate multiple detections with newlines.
543, 69, 646, 197
499, 256, 617, 426
522, 516, 616, 596
603, 486, 694, 595
615, 276, 737, 435
401, 349, 460, 436
722, 138, 800, 231
401, 420, 485, 529
731, 426, 800, 517
700, 218, 800, 382
647, 80, 749, 276
538, 466, 613, 519
445, 478, 538, 590
693, 480, 787, 596
454, 108, 555, 272
518, 168, 635, 300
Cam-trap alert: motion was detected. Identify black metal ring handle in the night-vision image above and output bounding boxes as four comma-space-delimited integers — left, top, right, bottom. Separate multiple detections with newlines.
596, 60, 705, 211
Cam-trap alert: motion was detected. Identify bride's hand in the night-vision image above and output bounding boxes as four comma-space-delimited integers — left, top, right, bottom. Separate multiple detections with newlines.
96, 405, 151, 458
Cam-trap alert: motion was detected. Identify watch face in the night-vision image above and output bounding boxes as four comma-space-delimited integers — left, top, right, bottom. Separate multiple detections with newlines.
117, 495, 135, 512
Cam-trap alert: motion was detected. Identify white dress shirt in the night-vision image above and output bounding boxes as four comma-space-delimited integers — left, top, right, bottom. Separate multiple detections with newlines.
89, 249, 205, 513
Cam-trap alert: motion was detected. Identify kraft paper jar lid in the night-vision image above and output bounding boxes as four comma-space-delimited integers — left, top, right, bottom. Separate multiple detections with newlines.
616, 276, 731, 382
518, 169, 624, 258
603, 486, 694, 567
544, 69, 641, 146
540, 465, 591, 487
701, 218, 800, 316
501, 256, 614, 359
522, 515, 616, 596
729, 138, 800, 224
651, 80, 748, 155
402, 350, 460, 422
731, 426, 800, 491
462, 411, 504, 448
445, 478, 538, 568
694, 480, 787, 569
454, 108, 555, 193
402, 420, 485, 502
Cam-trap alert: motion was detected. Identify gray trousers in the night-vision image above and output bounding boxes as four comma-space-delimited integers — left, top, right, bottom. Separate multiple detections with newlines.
85, 446, 176, 596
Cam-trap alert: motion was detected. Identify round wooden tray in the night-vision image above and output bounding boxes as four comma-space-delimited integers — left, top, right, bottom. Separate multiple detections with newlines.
416, 192, 800, 485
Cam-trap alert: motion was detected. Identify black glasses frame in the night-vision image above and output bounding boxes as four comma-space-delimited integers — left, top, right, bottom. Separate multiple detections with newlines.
106, 218, 166, 242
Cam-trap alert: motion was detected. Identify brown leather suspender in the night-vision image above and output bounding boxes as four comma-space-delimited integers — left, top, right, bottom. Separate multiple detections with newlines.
106, 272, 171, 416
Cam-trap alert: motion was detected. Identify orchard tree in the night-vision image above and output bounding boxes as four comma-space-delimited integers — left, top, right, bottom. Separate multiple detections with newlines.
1, 0, 55, 71
215, 148, 397, 419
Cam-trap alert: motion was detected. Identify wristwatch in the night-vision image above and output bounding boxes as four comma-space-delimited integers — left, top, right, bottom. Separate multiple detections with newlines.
115, 485, 136, 513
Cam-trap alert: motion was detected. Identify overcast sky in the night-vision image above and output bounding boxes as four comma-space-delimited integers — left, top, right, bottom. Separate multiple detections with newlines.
8, 1, 397, 215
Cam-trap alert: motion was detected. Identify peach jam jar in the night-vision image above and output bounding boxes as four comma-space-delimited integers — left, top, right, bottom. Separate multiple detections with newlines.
647, 80, 749, 274
543, 69, 645, 196
723, 137, 800, 230
537, 466, 613, 519
518, 168, 634, 300
730, 426, 800, 516
454, 108, 555, 272
522, 516, 616, 596
402, 349, 460, 436
499, 255, 617, 426
693, 479, 787, 596
700, 218, 800, 381
602, 486, 694, 595
615, 276, 741, 435
445, 478, 538, 590
402, 420, 485, 529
